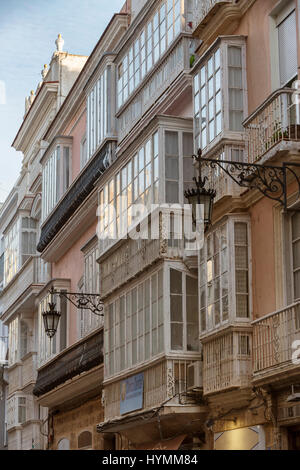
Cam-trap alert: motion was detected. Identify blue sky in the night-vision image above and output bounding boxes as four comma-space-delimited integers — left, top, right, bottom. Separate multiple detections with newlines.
0, 0, 124, 202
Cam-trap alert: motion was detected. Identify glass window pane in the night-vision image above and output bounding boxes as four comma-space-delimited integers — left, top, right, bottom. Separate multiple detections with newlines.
171, 323, 183, 350
170, 269, 182, 294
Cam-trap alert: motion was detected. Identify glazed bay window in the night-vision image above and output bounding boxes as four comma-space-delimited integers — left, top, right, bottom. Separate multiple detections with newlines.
199, 217, 250, 334
105, 268, 164, 378
117, 0, 183, 109
104, 263, 200, 380
86, 67, 112, 160
4, 216, 37, 286
193, 36, 247, 151
41, 138, 72, 222
98, 132, 159, 254
38, 290, 67, 366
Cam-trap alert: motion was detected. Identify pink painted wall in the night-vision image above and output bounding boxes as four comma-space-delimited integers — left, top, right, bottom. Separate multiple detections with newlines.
249, 197, 276, 320
233, 0, 278, 115
52, 221, 98, 345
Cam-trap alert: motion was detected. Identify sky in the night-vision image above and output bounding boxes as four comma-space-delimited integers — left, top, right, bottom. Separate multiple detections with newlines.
0, 0, 124, 202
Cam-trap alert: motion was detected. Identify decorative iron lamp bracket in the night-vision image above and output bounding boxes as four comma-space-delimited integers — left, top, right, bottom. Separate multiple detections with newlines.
49, 287, 104, 316
195, 150, 300, 211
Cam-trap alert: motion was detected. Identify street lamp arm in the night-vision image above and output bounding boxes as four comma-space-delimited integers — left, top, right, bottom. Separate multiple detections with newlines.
58, 291, 104, 316
198, 156, 300, 211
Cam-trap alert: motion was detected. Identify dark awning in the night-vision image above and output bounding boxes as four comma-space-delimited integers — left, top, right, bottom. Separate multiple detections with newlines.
33, 330, 103, 397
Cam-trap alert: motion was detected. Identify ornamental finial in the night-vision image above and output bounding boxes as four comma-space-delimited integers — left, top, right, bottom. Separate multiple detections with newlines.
55, 33, 64, 52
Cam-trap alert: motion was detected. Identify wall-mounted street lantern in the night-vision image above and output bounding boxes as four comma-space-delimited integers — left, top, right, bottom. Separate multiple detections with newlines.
184, 149, 216, 229
42, 287, 104, 339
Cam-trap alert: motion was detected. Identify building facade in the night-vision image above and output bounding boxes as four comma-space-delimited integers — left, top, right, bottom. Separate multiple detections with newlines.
0, 0, 300, 450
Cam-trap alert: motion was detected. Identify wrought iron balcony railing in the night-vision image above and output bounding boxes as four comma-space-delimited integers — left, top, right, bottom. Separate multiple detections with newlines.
244, 88, 300, 164
252, 302, 300, 377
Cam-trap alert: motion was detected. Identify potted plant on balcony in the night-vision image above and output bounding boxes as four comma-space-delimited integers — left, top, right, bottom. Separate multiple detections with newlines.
265, 120, 288, 151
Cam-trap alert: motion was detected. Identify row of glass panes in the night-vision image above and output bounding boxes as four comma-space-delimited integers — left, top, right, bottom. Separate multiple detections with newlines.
170, 268, 199, 352
194, 48, 222, 151
87, 68, 109, 159
8, 317, 18, 366
104, 269, 164, 377
3, 217, 37, 286
42, 145, 71, 223
199, 223, 228, 333
193, 43, 245, 150
199, 221, 249, 333
98, 132, 159, 246
42, 147, 59, 221
4, 219, 19, 286
118, 38, 184, 140
117, 0, 182, 109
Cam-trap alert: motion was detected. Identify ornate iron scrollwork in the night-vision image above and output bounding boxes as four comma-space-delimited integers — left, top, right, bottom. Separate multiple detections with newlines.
198, 156, 300, 210
59, 291, 104, 316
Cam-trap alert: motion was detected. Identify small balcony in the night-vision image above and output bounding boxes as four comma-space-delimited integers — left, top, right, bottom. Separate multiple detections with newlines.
252, 302, 300, 385
192, 0, 233, 35
244, 88, 300, 164
202, 329, 252, 396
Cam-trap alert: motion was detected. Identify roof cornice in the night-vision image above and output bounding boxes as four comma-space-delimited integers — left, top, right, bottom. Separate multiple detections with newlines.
12, 81, 59, 152
43, 14, 129, 143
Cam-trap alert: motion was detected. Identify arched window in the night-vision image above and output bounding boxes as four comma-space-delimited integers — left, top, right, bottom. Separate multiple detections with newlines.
78, 431, 92, 450
57, 438, 70, 450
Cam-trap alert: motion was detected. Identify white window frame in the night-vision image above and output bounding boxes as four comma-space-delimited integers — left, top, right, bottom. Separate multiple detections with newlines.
86, 67, 111, 161
199, 215, 252, 336
269, 0, 298, 89
192, 36, 247, 154
98, 131, 160, 256
104, 266, 164, 380
168, 265, 199, 353
117, 0, 183, 110
290, 211, 300, 302
41, 140, 72, 223
8, 317, 19, 366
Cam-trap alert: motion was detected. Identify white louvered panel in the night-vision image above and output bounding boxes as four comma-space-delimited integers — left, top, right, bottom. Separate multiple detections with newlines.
278, 10, 298, 86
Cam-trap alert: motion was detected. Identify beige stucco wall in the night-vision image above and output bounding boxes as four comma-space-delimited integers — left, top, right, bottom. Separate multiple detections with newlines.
51, 395, 104, 450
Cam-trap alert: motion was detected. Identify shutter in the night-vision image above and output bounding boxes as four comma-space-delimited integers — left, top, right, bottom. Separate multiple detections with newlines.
278, 10, 298, 86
